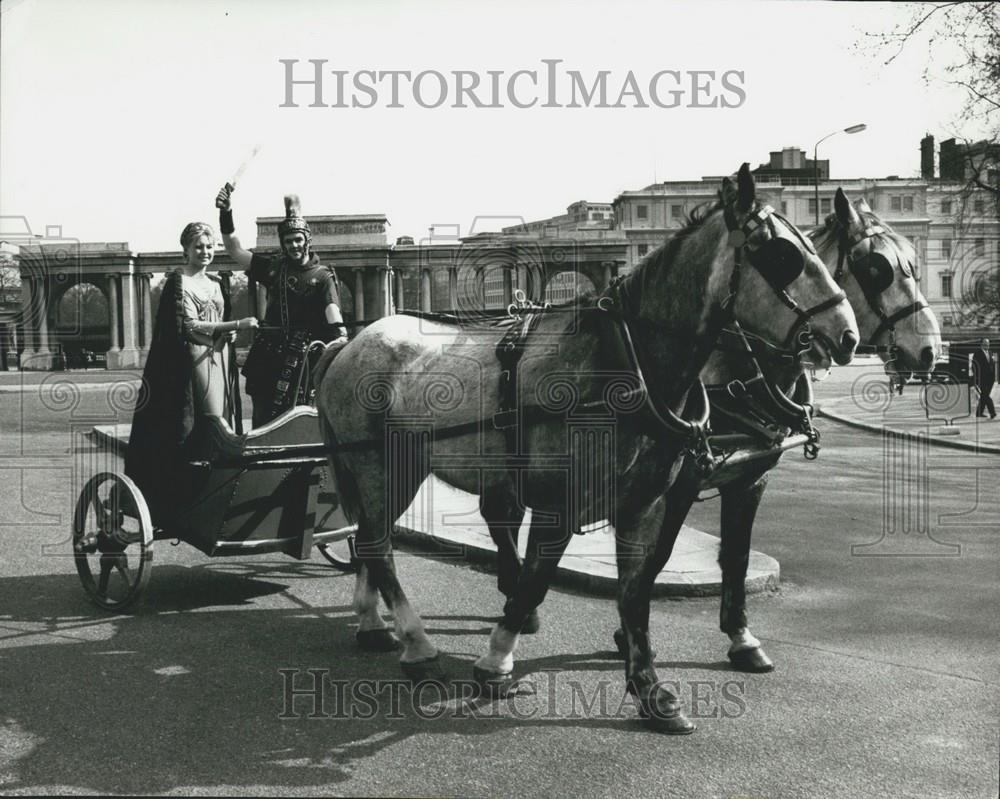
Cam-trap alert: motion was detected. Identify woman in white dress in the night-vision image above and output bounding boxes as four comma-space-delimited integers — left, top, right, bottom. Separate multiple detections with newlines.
124, 222, 258, 525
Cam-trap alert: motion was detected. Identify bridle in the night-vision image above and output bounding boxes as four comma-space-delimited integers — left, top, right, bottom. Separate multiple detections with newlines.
833, 221, 927, 353
723, 203, 848, 354
710, 202, 848, 460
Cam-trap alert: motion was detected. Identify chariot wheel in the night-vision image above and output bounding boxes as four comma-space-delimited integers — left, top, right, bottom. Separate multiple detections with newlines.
73, 472, 153, 612
316, 533, 357, 573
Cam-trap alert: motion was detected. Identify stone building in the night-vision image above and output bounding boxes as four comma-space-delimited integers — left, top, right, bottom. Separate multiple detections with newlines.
3, 213, 626, 371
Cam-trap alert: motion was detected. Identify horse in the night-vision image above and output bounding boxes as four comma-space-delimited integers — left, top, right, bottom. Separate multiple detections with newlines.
496, 189, 941, 670
681, 188, 942, 672
314, 164, 860, 734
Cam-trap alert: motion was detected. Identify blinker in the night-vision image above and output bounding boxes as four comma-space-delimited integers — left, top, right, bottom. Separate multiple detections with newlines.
850, 252, 893, 294
748, 237, 805, 291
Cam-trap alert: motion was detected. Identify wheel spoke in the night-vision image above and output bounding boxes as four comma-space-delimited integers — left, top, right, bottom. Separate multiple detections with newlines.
97, 557, 114, 596
114, 555, 133, 586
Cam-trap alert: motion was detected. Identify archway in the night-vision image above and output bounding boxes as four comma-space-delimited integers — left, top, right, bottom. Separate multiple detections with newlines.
544, 269, 597, 304
51, 282, 110, 368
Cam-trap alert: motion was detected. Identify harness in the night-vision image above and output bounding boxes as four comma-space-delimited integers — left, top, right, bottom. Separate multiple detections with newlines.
710, 203, 844, 459
481, 284, 720, 478
489, 202, 847, 473
834, 222, 928, 352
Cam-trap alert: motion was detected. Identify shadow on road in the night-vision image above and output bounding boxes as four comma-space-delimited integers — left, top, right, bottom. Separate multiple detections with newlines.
0, 566, 703, 794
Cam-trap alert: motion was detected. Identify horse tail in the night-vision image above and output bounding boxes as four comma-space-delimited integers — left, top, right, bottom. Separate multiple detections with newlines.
317, 410, 363, 527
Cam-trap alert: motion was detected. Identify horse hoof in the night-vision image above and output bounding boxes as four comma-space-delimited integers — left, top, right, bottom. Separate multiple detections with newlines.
613, 628, 627, 658
728, 646, 774, 673
473, 665, 515, 697
521, 609, 541, 635
635, 685, 696, 735
356, 628, 400, 652
401, 654, 447, 684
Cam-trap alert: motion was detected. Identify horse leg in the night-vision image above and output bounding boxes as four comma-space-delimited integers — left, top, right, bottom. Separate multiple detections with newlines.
473, 505, 572, 693
345, 436, 441, 680
616, 461, 700, 734
363, 550, 445, 682
353, 564, 399, 652
719, 473, 774, 673
479, 485, 539, 634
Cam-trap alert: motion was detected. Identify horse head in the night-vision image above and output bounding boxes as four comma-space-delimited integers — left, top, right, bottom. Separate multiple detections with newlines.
717, 163, 859, 368
820, 189, 942, 372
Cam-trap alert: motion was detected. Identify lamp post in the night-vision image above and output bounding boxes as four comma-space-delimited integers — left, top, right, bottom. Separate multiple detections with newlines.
814, 123, 867, 226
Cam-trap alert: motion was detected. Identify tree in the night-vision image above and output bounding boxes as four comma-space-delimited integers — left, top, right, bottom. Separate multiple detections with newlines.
864, 3, 999, 328
0, 250, 20, 308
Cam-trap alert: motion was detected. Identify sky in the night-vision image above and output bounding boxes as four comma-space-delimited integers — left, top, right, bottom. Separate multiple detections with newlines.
0, 0, 983, 252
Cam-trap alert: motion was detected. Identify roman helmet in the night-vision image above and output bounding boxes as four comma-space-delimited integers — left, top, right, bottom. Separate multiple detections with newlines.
277, 194, 311, 255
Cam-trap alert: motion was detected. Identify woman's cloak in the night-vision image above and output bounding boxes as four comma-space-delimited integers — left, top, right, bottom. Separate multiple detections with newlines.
123, 269, 240, 526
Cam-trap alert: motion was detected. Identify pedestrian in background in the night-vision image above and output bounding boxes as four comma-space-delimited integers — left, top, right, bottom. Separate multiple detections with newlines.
972, 337, 997, 419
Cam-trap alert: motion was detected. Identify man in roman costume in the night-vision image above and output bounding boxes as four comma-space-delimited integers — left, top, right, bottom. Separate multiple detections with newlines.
216, 186, 347, 426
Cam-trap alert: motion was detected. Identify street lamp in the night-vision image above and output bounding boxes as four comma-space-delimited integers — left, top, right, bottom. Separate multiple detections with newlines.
814, 123, 867, 226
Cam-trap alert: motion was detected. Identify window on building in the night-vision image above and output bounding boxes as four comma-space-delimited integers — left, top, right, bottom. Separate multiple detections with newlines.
808, 198, 818, 216
943, 314, 953, 326
671, 204, 683, 219
975, 238, 985, 256
978, 315, 986, 325
941, 199, 952, 215
903, 196, 914, 212
637, 204, 648, 220
974, 199, 985, 214
941, 274, 953, 298
821, 198, 831, 215
890, 196, 901, 211
941, 239, 952, 260
780, 201, 788, 215
637, 244, 649, 256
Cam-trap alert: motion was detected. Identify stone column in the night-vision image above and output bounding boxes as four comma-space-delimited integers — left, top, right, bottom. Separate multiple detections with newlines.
448, 267, 459, 311
256, 284, 268, 320
34, 278, 53, 369
502, 265, 513, 306
420, 269, 432, 312
117, 271, 140, 368
379, 265, 393, 318
394, 268, 405, 312
602, 262, 613, 291
247, 274, 258, 317
354, 268, 366, 321
141, 274, 153, 354
106, 275, 120, 356
19, 276, 36, 362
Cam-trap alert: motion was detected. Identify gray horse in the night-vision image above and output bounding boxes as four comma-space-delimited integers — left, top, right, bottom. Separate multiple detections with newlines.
315, 164, 859, 733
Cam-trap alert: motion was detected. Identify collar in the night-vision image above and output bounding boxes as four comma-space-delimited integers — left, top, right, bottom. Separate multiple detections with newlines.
282, 252, 321, 270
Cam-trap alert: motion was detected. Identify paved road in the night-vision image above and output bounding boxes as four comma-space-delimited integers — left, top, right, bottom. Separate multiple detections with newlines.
0, 384, 997, 797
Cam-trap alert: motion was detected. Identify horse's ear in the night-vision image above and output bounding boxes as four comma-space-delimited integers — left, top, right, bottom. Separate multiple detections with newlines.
736, 163, 755, 211
855, 197, 874, 215
834, 187, 859, 227
721, 176, 737, 207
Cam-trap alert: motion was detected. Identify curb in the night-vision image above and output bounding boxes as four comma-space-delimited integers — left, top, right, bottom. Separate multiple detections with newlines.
0, 380, 141, 395
394, 523, 780, 599
817, 406, 1000, 455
